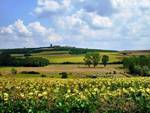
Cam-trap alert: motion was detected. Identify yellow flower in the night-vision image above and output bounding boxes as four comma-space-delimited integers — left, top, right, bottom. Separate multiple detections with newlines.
42, 91, 48, 96
38, 93, 42, 98
3, 93, 9, 101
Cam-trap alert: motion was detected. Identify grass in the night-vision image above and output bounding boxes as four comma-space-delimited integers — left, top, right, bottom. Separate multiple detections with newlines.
31, 51, 122, 63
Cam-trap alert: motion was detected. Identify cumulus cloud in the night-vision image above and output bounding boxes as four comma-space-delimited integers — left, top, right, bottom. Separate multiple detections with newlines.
0, 19, 62, 48
0, 0, 150, 50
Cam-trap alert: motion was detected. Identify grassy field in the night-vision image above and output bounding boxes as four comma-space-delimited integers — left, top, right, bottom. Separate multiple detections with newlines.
31, 51, 122, 63
11, 47, 150, 64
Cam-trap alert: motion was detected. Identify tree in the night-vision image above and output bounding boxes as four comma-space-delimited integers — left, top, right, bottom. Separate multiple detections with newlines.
123, 56, 150, 76
102, 55, 109, 67
91, 53, 100, 68
84, 53, 92, 67
24, 52, 31, 57
84, 53, 100, 68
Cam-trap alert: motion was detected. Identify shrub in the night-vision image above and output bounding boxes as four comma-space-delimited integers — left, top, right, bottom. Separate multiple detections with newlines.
123, 56, 150, 76
41, 74, 47, 77
60, 72, 68, 79
21, 71, 40, 74
143, 66, 149, 76
62, 62, 74, 64
11, 68, 17, 75
134, 65, 143, 75
113, 71, 117, 74
87, 75, 97, 78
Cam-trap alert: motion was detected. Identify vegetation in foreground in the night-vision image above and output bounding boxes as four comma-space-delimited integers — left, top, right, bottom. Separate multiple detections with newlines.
0, 77, 150, 113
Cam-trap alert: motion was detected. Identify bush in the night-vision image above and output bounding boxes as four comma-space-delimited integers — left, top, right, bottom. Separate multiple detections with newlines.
86, 75, 97, 78
62, 62, 74, 64
123, 56, 150, 76
143, 66, 149, 76
134, 65, 143, 75
113, 71, 117, 74
21, 71, 40, 74
60, 72, 68, 79
11, 68, 17, 75
41, 74, 47, 77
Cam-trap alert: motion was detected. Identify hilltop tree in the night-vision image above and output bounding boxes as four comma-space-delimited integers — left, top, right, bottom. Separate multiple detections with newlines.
102, 55, 109, 67
84, 53, 100, 68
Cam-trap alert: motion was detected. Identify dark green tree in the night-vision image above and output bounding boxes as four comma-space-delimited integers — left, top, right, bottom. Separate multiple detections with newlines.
91, 53, 100, 68
102, 55, 109, 67
84, 53, 92, 68
84, 53, 100, 68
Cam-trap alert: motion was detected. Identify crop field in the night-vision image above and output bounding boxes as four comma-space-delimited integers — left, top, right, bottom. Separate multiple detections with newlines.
0, 77, 150, 113
0, 47, 150, 113
11, 49, 150, 64
31, 51, 122, 63
0, 64, 127, 78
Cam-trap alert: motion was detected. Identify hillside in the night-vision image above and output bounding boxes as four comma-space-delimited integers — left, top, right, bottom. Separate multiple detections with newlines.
1, 46, 149, 64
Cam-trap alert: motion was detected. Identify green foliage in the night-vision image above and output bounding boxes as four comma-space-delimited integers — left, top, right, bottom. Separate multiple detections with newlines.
0, 52, 49, 67
21, 71, 40, 74
60, 72, 68, 79
123, 55, 150, 76
91, 53, 101, 68
84, 53, 92, 67
41, 74, 47, 77
134, 65, 143, 75
69, 48, 100, 55
0, 78, 150, 113
0, 52, 13, 66
84, 53, 100, 68
143, 66, 149, 76
24, 52, 31, 57
102, 55, 109, 67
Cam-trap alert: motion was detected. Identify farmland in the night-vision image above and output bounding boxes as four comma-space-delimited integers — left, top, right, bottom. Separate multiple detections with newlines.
0, 77, 150, 113
0, 46, 150, 113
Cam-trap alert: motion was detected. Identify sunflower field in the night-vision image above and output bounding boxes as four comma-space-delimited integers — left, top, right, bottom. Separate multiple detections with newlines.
0, 77, 150, 113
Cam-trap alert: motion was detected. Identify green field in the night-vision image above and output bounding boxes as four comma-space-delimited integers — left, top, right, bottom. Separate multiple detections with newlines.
31, 51, 122, 63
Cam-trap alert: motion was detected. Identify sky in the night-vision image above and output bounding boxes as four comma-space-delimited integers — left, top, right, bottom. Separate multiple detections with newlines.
0, 0, 150, 50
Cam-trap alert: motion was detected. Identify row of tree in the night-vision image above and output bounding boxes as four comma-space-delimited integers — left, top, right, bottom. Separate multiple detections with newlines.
123, 55, 150, 76
0, 53, 49, 67
84, 53, 109, 68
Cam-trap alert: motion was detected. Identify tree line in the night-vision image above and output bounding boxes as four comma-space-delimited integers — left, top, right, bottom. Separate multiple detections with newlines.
123, 55, 150, 76
84, 52, 109, 68
0, 53, 49, 67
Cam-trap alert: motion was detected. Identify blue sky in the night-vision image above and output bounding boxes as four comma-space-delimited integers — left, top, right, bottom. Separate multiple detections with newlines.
0, 0, 150, 50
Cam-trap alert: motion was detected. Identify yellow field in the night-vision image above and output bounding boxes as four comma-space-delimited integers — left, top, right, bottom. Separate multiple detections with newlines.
0, 77, 150, 112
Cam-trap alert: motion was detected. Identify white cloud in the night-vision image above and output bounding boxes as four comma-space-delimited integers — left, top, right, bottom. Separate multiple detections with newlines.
1, 0, 150, 50
0, 19, 62, 48
14, 19, 32, 36
34, 0, 72, 16
35, 0, 60, 12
